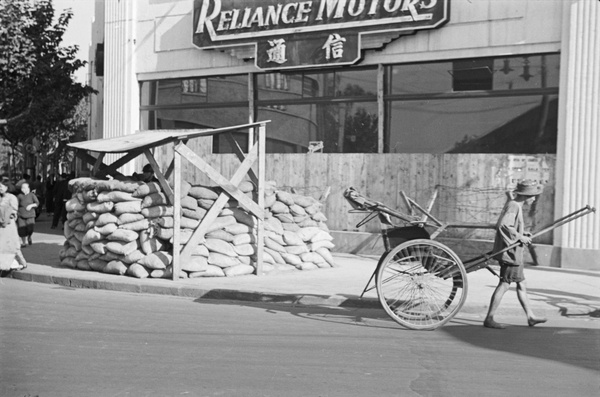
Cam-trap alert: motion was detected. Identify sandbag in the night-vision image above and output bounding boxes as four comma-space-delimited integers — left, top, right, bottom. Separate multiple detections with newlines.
105, 240, 138, 256
97, 190, 139, 203
89, 259, 108, 272
264, 247, 286, 265
316, 247, 336, 267
139, 230, 166, 255
308, 240, 335, 251
120, 219, 150, 232
107, 229, 139, 243
82, 229, 104, 246
275, 213, 294, 223
205, 238, 237, 257
304, 203, 322, 215
104, 260, 128, 275
66, 198, 86, 212
206, 229, 234, 242
61, 257, 76, 269
266, 231, 285, 246
289, 204, 306, 217
271, 201, 290, 214
132, 182, 161, 198
265, 217, 284, 235
95, 223, 118, 236
181, 207, 207, 220
264, 193, 277, 208
233, 243, 255, 256
298, 219, 318, 228
224, 264, 254, 277
276, 191, 295, 206
291, 194, 317, 208
297, 227, 322, 242
188, 186, 219, 200
282, 223, 301, 232
296, 262, 318, 271
232, 233, 255, 246
100, 251, 122, 262
282, 230, 304, 246
280, 252, 302, 266
181, 196, 199, 210
90, 240, 108, 255
139, 251, 172, 270
312, 212, 328, 222
189, 264, 225, 277
224, 223, 253, 235
142, 192, 169, 208
300, 252, 326, 264
192, 245, 210, 257
127, 263, 149, 278
76, 260, 92, 271
208, 252, 241, 268
264, 237, 286, 253
142, 205, 173, 218
310, 230, 334, 242
114, 200, 142, 215
96, 213, 119, 227
285, 245, 309, 255
82, 212, 98, 224
117, 213, 145, 225
231, 209, 255, 228
206, 215, 237, 233
181, 256, 208, 272
122, 249, 145, 264
238, 180, 255, 193
86, 201, 114, 214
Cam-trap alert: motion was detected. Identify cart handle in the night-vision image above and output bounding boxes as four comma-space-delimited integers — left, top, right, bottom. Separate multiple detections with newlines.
462, 205, 596, 272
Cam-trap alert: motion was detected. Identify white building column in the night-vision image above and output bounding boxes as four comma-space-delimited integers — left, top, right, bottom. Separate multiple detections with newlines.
102, 0, 139, 175
554, 0, 600, 269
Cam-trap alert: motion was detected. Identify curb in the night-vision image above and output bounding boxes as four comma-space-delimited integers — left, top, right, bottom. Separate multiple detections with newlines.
7, 268, 587, 320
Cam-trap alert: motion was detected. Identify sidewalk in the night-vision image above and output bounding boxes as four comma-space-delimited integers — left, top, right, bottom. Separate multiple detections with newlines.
7, 214, 600, 320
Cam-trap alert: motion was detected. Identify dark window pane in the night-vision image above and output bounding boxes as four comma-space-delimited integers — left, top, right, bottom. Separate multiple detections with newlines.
257, 101, 378, 153
151, 75, 247, 106
140, 81, 157, 106
302, 72, 335, 97
206, 75, 248, 102
385, 95, 558, 153
336, 68, 378, 97
389, 53, 560, 94
256, 73, 303, 100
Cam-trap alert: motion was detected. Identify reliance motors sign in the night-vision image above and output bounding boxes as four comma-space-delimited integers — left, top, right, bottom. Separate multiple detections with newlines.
192, 0, 450, 70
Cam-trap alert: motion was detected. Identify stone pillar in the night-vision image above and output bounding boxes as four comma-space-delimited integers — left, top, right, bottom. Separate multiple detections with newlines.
554, 0, 600, 270
102, 0, 139, 175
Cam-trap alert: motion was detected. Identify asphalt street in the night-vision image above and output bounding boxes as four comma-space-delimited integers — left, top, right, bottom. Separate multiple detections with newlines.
1, 279, 598, 397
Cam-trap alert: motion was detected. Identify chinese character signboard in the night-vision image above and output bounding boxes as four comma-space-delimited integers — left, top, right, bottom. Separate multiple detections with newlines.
192, 0, 450, 70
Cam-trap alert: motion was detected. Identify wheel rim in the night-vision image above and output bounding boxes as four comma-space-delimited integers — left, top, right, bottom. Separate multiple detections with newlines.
376, 239, 468, 330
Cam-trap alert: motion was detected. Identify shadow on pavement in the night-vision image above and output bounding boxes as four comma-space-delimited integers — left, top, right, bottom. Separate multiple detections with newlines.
441, 324, 600, 372
527, 287, 600, 318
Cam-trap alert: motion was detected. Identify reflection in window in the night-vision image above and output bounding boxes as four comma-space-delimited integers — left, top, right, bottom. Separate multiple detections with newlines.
257, 101, 378, 153
385, 95, 558, 153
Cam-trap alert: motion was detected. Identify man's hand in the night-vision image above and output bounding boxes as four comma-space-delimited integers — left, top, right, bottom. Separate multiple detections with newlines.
519, 234, 532, 246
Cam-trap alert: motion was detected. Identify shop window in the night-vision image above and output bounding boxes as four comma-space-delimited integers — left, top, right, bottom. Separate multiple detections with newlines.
385, 95, 558, 153
389, 54, 560, 94
256, 101, 378, 153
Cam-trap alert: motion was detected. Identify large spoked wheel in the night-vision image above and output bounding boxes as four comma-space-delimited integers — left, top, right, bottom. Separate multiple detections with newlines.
375, 239, 468, 330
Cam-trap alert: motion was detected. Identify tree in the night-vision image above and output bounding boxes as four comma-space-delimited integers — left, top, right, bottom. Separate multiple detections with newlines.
0, 0, 95, 178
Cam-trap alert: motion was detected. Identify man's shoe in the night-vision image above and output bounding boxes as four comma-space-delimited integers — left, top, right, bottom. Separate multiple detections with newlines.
28, 236, 32, 245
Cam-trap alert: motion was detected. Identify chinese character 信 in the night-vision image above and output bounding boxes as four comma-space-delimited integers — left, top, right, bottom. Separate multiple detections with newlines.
322, 33, 346, 60
267, 39, 287, 64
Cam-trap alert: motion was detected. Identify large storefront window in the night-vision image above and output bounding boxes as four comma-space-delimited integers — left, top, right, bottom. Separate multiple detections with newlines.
139, 53, 559, 154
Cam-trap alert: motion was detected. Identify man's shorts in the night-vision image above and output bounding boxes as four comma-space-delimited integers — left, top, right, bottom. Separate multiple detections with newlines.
499, 261, 525, 284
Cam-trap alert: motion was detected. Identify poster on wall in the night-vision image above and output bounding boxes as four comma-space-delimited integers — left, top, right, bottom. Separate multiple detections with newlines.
507, 155, 551, 189
192, 0, 450, 70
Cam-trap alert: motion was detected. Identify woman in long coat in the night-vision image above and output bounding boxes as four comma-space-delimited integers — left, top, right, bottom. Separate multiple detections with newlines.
0, 180, 27, 273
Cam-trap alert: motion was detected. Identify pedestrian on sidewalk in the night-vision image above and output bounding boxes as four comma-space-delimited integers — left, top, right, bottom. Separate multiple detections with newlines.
17, 182, 39, 247
51, 173, 70, 229
484, 180, 547, 329
0, 180, 27, 275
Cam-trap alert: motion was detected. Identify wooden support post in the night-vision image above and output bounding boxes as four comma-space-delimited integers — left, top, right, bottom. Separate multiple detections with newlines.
144, 149, 175, 205
419, 187, 439, 224
92, 153, 105, 176
225, 132, 258, 186
172, 150, 182, 280
255, 123, 266, 275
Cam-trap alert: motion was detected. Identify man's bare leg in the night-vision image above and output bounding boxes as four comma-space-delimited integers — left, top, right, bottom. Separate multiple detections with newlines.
516, 281, 547, 326
484, 281, 510, 329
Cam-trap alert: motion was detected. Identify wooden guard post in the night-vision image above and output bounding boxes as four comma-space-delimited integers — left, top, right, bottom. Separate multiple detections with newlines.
69, 121, 269, 281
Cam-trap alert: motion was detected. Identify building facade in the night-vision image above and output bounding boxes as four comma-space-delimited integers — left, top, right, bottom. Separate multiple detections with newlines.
87, 0, 599, 269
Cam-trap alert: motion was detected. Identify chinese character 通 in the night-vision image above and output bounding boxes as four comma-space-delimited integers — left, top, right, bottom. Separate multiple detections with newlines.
322, 33, 346, 60
266, 39, 287, 64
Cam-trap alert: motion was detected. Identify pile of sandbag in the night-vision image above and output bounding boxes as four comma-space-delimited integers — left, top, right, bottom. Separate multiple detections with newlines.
59, 177, 336, 279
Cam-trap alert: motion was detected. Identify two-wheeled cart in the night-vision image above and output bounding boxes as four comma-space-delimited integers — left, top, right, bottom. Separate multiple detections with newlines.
343, 187, 595, 330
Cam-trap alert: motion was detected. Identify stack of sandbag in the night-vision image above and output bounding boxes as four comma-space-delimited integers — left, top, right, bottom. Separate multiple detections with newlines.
58, 177, 177, 279
261, 183, 336, 271
59, 177, 336, 279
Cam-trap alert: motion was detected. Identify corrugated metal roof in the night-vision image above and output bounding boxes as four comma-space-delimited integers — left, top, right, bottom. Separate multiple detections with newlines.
68, 122, 268, 153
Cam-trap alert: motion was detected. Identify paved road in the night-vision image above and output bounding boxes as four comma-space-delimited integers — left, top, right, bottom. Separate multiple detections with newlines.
1, 279, 599, 397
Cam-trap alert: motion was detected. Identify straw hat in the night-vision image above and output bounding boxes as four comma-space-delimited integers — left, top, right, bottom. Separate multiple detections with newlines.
514, 179, 543, 196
